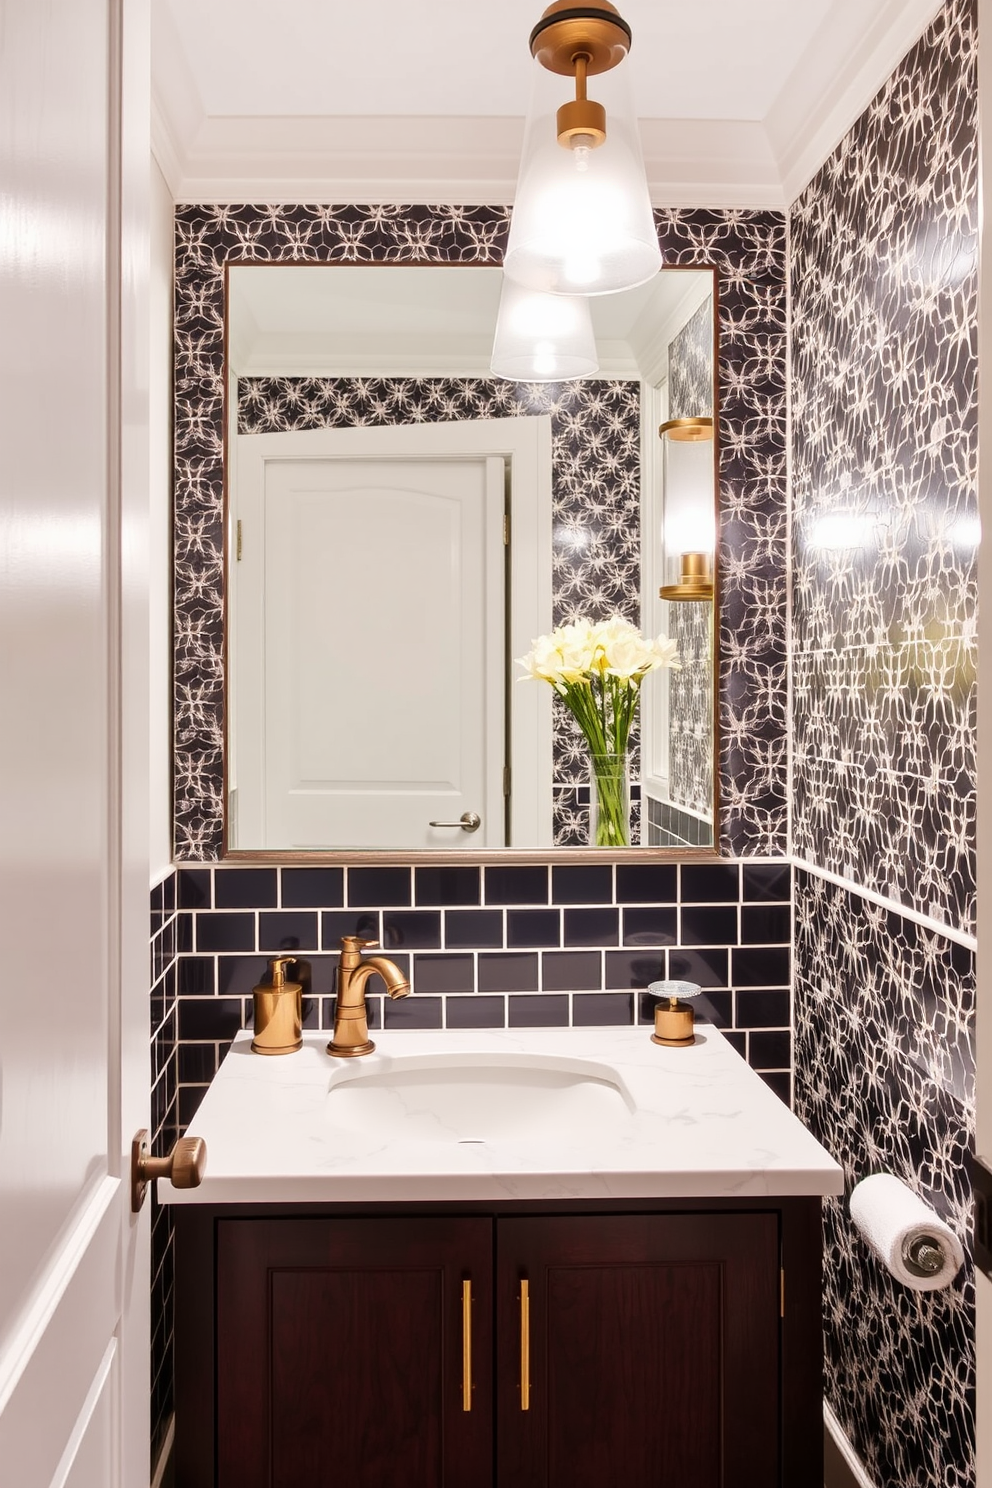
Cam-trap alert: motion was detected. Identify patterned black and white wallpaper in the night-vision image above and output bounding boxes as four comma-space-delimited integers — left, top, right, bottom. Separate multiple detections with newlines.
174, 205, 788, 860
791, 1, 978, 1484
668, 601, 713, 816
790, 0, 978, 935
669, 294, 714, 420
239, 374, 642, 847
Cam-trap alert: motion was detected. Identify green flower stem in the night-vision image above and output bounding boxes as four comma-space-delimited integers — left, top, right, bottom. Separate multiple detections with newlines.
554, 671, 642, 848
589, 752, 629, 847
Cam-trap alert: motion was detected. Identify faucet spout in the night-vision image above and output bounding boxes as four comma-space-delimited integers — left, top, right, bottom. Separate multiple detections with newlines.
327, 936, 409, 1058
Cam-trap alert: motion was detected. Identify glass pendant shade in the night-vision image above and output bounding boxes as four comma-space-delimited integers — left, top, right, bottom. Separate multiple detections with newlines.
504, 56, 661, 297
490, 277, 598, 381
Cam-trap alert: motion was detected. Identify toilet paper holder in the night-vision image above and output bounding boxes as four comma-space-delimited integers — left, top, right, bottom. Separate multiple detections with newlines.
902, 1234, 945, 1278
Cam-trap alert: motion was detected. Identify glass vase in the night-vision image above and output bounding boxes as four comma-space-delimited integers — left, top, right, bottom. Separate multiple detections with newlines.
588, 752, 630, 848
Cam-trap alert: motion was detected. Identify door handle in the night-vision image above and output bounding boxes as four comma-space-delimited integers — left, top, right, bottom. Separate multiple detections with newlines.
462, 1279, 473, 1411
131, 1127, 207, 1212
429, 811, 482, 832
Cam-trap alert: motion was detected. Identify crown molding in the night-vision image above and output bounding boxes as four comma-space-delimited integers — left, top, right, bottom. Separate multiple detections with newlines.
770, 0, 946, 205
163, 112, 785, 208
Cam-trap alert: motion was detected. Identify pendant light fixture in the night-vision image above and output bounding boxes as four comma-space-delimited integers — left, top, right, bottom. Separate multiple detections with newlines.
490, 276, 599, 381
504, 0, 662, 297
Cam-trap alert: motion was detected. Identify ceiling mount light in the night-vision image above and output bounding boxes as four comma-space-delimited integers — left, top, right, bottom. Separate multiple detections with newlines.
491, 276, 599, 382
504, 1, 662, 298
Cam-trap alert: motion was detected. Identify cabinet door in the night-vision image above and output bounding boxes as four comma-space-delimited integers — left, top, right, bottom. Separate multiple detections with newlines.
496, 1214, 780, 1488
217, 1216, 493, 1488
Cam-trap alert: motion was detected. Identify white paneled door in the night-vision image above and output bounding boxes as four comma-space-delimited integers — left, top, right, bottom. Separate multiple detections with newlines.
232, 419, 555, 851
0, 2, 151, 1487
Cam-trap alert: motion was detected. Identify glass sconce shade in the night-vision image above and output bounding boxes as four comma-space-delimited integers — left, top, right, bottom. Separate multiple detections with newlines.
504, 56, 661, 297
490, 277, 598, 381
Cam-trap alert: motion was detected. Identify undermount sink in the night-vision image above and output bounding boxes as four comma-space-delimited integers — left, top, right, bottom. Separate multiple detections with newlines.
324, 1051, 636, 1145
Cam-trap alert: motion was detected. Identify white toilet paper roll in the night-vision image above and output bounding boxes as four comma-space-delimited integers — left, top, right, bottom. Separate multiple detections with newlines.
849, 1174, 964, 1292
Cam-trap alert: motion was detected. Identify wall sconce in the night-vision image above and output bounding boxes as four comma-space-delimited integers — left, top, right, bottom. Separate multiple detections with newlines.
491, 276, 599, 381
503, 1, 662, 297
660, 551, 714, 601
659, 417, 714, 443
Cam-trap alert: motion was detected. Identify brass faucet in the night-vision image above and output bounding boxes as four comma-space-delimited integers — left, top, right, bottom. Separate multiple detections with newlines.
327, 935, 410, 1057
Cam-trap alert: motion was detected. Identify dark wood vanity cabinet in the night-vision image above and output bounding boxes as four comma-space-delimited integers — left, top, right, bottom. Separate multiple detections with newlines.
174, 1199, 823, 1488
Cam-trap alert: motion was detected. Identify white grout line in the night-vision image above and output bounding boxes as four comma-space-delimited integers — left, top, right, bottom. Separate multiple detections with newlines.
792, 856, 977, 951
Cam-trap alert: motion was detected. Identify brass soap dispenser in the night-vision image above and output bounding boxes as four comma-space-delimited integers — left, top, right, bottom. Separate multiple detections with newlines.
251, 955, 303, 1055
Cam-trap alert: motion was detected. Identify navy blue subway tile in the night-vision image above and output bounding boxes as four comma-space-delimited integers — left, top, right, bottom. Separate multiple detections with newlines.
384, 995, 442, 1030
259, 911, 319, 953
177, 868, 211, 909
478, 952, 540, 993
196, 913, 255, 954
680, 863, 741, 902
413, 954, 474, 994
347, 866, 411, 906
756, 1070, 791, 1105
542, 950, 602, 992
281, 867, 344, 909
445, 909, 504, 949
572, 993, 634, 1026
415, 867, 481, 906
732, 945, 790, 987
178, 957, 215, 997
176, 913, 193, 953
735, 989, 791, 1028
622, 906, 677, 946
445, 995, 506, 1029
749, 1029, 792, 1068
605, 950, 666, 989
564, 907, 618, 946
178, 1085, 208, 1128
321, 910, 380, 949
178, 1043, 218, 1085
508, 994, 569, 1027
551, 865, 613, 904
742, 863, 791, 902
680, 905, 739, 946
382, 911, 442, 950
217, 956, 268, 999
615, 863, 678, 903
163, 872, 176, 915
215, 868, 277, 909
668, 947, 729, 988
740, 904, 791, 944
694, 991, 733, 1027
178, 997, 244, 1041
507, 909, 560, 947
484, 866, 549, 905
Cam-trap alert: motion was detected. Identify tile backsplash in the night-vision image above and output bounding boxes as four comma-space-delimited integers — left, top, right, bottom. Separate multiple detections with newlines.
171, 859, 792, 1124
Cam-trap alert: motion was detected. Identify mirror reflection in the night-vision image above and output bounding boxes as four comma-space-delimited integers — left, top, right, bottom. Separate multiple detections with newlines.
226, 265, 717, 854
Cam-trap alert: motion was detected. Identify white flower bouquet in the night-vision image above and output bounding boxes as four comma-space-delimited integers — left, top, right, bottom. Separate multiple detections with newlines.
517, 616, 680, 846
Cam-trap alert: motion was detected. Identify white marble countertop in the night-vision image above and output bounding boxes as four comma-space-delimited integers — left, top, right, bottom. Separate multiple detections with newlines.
162, 1025, 843, 1205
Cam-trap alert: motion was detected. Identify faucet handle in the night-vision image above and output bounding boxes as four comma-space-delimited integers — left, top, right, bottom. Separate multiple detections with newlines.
339, 934, 379, 952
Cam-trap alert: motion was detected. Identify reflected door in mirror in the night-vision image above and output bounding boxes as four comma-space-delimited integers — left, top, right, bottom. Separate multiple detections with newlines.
231, 437, 506, 849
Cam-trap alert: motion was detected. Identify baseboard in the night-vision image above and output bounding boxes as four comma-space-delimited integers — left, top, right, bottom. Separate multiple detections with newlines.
151, 1415, 175, 1488
824, 1401, 877, 1488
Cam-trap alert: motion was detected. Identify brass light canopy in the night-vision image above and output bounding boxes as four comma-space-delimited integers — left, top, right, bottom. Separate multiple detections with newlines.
504, 0, 661, 295
660, 551, 714, 602
529, 1, 631, 152
659, 416, 714, 443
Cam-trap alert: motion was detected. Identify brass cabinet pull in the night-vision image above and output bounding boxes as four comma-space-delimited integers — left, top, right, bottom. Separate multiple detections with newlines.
130, 1127, 206, 1213
462, 1279, 472, 1411
520, 1278, 530, 1411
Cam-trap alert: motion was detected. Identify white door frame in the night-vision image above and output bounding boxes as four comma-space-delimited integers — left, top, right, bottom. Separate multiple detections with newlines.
0, 2, 151, 1484
231, 416, 554, 849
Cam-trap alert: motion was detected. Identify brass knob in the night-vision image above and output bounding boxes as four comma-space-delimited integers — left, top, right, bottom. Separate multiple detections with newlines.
130, 1127, 207, 1213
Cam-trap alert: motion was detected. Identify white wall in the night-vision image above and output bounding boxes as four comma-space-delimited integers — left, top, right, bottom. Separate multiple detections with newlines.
149, 157, 174, 881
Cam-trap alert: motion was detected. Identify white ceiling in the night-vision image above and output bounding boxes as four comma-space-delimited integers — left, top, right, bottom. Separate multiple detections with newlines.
152, 0, 946, 207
